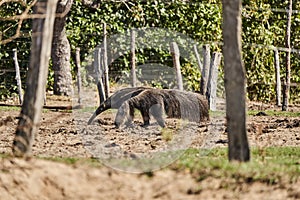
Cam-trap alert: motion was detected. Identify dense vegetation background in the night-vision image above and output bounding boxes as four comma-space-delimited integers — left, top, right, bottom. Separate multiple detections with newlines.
0, 0, 299, 102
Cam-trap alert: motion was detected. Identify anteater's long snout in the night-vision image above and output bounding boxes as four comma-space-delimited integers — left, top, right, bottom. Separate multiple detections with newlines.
87, 112, 97, 125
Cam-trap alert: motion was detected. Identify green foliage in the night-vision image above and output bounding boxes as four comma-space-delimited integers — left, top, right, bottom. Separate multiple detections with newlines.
0, 1, 31, 99
67, 0, 222, 93
181, 62, 201, 91
242, 1, 300, 102
0, 0, 300, 102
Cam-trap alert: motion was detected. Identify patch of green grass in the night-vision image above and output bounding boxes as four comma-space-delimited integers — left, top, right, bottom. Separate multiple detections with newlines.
210, 110, 225, 117
0, 153, 11, 159
0, 153, 102, 168
41, 108, 51, 113
37, 156, 102, 167
76, 106, 97, 113
211, 109, 300, 117
248, 110, 300, 117
174, 147, 300, 184
0, 105, 73, 113
40, 156, 79, 164
161, 128, 173, 142
0, 106, 21, 111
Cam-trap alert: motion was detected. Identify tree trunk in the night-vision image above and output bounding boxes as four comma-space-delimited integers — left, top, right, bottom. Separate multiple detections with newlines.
51, 0, 73, 96
282, 0, 292, 111
274, 48, 281, 106
102, 23, 110, 97
200, 44, 210, 95
13, 0, 58, 157
222, 0, 250, 162
130, 29, 137, 87
170, 42, 183, 91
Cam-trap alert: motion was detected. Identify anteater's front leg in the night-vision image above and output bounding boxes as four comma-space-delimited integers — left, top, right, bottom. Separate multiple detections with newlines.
124, 103, 135, 127
140, 109, 150, 127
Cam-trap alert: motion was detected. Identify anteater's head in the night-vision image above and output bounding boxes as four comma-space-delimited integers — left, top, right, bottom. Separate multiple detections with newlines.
87, 102, 107, 125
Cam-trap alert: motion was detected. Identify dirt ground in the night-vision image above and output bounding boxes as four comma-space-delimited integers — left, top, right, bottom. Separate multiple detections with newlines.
0, 94, 300, 200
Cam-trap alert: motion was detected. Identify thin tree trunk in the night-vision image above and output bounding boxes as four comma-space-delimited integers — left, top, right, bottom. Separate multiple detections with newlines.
193, 44, 202, 72
200, 44, 210, 95
222, 0, 250, 162
282, 0, 292, 111
13, 48, 23, 105
102, 22, 110, 97
130, 29, 137, 87
170, 42, 183, 91
51, 0, 73, 96
13, 0, 58, 157
75, 47, 82, 105
274, 48, 281, 106
94, 47, 106, 104
207, 52, 221, 111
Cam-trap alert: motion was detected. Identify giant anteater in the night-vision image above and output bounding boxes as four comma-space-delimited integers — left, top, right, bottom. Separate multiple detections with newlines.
115, 88, 209, 128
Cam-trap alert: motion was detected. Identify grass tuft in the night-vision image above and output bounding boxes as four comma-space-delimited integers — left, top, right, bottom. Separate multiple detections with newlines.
248, 110, 300, 117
